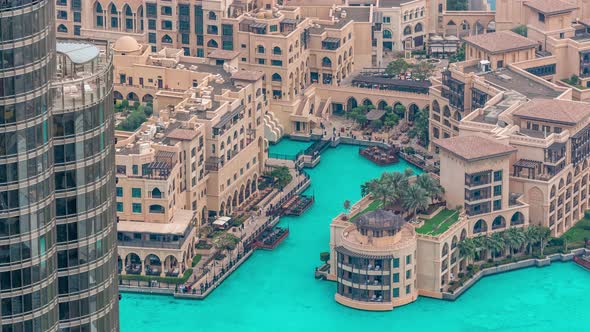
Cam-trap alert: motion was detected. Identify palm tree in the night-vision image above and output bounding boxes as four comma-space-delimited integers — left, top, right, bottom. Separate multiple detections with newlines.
538, 226, 551, 256
364, 177, 389, 207
404, 168, 414, 177
485, 233, 504, 261
524, 226, 540, 254
383, 172, 409, 206
401, 183, 428, 221
415, 174, 442, 204
458, 238, 477, 266
502, 228, 525, 258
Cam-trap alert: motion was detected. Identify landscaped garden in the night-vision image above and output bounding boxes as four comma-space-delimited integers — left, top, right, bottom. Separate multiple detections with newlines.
416, 209, 460, 236
561, 212, 590, 248
115, 99, 154, 132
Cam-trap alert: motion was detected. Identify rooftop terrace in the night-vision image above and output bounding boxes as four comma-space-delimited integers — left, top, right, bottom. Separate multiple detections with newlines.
466, 67, 562, 100
415, 209, 460, 236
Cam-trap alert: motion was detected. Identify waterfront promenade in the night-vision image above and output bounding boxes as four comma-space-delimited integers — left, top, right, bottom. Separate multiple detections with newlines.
177, 164, 311, 298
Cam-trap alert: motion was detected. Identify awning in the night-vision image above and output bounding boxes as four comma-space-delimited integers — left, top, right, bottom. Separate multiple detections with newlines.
366, 109, 386, 121
213, 216, 231, 226
323, 37, 341, 44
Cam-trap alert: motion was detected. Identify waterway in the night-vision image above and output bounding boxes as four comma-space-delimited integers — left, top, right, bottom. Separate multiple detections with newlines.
120, 141, 588, 332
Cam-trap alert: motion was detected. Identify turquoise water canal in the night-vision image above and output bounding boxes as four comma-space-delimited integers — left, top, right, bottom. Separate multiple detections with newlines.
120, 140, 588, 332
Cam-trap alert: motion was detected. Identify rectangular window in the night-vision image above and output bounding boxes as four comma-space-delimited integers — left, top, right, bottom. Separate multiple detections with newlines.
406, 269, 411, 279
393, 273, 399, 283
181, 33, 190, 44
116, 202, 123, 212
271, 60, 283, 66
538, 13, 545, 22
493, 171, 502, 182
393, 258, 399, 268
146, 3, 158, 18
148, 33, 156, 44
57, 10, 67, 20
270, 25, 278, 32
132, 188, 141, 198
493, 199, 502, 211
148, 19, 156, 30
393, 288, 399, 298
257, 58, 265, 65
222, 41, 233, 50
162, 20, 173, 30
132, 203, 142, 213
74, 25, 81, 36
197, 48, 204, 57
161, 6, 172, 16
116, 187, 123, 197
222, 24, 233, 36
197, 35, 204, 46
132, 165, 138, 175
383, 17, 391, 23
406, 255, 411, 264
406, 285, 411, 294
494, 185, 502, 196
73, 12, 81, 23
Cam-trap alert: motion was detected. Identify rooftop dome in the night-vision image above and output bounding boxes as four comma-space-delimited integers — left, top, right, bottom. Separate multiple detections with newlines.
113, 36, 141, 53
355, 209, 406, 231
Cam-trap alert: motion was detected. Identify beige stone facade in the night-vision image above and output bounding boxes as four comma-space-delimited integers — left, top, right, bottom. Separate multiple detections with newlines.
110, 35, 267, 277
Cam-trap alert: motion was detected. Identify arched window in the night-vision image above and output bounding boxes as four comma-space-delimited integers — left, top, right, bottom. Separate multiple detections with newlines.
207, 39, 218, 48
149, 205, 165, 214
383, 29, 392, 39
273, 46, 281, 55
151, 188, 162, 199
257, 45, 265, 54
208, 11, 217, 20
57, 24, 68, 33
272, 73, 282, 82
322, 57, 332, 67
124, 4, 132, 15
162, 34, 173, 43
95, 2, 104, 27
415, 23, 423, 33
110, 3, 118, 14
473, 219, 487, 234
404, 25, 412, 35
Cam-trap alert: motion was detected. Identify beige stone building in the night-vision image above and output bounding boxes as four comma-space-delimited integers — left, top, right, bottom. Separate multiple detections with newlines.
327, 135, 530, 311
110, 35, 267, 277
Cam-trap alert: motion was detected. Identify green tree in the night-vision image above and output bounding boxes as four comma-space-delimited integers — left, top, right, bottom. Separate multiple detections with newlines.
414, 107, 430, 146
268, 166, 292, 189
449, 43, 465, 63
384, 112, 400, 128
415, 174, 442, 203
370, 119, 383, 130
117, 110, 147, 131
447, 0, 468, 10
121, 99, 130, 109
458, 238, 477, 266
486, 233, 505, 261
537, 226, 551, 256
503, 228, 525, 257
393, 103, 406, 118
213, 233, 240, 251
524, 226, 540, 254
133, 101, 141, 109
411, 61, 435, 80
401, 183, 428, 220
385, 58, 410, 76
511, 25, 528, 37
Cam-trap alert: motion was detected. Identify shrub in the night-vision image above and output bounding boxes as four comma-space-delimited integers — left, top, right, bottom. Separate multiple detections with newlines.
121, 269, 193, 284
191, 254, 202, 267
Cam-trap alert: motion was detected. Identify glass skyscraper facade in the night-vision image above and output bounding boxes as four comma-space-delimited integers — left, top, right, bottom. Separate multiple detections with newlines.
0, 1, 119, 331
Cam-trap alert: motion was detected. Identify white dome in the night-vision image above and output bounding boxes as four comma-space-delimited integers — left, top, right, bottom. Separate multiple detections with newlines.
113, 36, 141, 53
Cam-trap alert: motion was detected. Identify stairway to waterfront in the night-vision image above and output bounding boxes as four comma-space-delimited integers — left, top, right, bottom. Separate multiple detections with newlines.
264, 112, 284, 143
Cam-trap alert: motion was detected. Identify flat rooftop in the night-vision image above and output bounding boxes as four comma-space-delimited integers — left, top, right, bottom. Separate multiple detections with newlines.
466, 67, 562, 100
378, 0, 413, 7
462, 31, 537, 54
117, 209, 195, 235
434, 135, 517, 161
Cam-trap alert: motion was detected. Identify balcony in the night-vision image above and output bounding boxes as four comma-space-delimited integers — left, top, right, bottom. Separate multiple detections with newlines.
465, 171, 491, 187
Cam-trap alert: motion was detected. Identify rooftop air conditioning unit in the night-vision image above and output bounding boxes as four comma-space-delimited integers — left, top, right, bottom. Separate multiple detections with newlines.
479, 60, 491, 73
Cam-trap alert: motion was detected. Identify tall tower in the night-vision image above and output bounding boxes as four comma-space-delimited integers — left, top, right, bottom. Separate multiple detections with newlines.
0, 1, 119, 331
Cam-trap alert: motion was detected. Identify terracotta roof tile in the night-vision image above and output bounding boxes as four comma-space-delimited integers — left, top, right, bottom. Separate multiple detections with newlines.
512, 99, 590, 125
231, 70, 265, 82
463, 31, 537, 54
207, 50, 240, 60
166, 128, 198, 141
524, 0, 577, 14
434, 135, 516, 161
